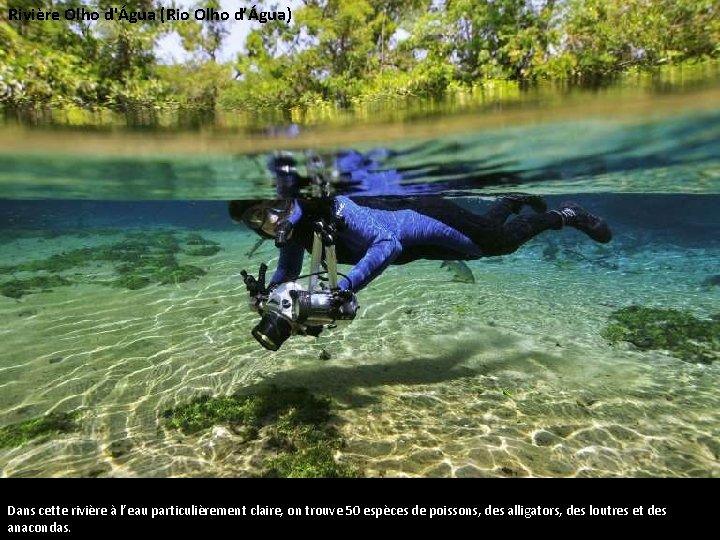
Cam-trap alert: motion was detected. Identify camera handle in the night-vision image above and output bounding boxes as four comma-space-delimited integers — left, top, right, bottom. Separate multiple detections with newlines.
241, 263, 268, 296
309, 219, 339, 293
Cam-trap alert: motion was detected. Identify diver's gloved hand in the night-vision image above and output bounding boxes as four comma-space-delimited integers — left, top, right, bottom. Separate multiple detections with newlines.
330, 289, 358, 318
337, 276, 353, 292
332, 289, 354, 303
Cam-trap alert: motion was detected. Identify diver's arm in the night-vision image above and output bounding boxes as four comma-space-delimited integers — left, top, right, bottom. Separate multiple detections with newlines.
269, 242, 304, 286
338, 233, 402, 292
334, 197, 402, 292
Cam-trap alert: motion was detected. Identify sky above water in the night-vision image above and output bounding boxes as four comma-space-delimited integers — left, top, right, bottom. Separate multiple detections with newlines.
155, 0, 302, 63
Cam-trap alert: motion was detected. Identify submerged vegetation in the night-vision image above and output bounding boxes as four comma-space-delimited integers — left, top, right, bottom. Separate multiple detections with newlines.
185, 233, 219, 246
0, 411, 81, 448
603, 305, 720, 364
0, 275, 70, 299
162, 386, 360, 478
1, 1, 718, 125
183, 246, 221, 257
0, 231, 217, 298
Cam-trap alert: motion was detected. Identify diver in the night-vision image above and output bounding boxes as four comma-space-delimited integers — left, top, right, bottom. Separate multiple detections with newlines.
229, 194, 612, 295
231, 151, 612, 350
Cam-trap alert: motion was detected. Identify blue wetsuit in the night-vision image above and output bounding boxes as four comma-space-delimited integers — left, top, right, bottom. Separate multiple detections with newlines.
271, 196, 483, 292
264, 150, 562, 293
333, 150, 407, 197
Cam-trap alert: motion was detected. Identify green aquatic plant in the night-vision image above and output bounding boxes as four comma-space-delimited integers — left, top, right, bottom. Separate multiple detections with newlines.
156, 265, 206, 285
163, 394, 261, 434
152, 233, 181, 252
603, 305, 720, 364
0, 231, 216, 294
162, 387, 360, 478
183, 246, 222, 257
453, 304, 471, 316
9, 252, 95, 283
10, 248, 97, 273
601, 324, 626, 344
111, 273, 153, 291
264, 406, 359, 478
263, 443, 359, 478
1, 275, 71, 299
185, 234, 219, 246
0, 411, 80, 448
97, 244, 147, 263
163, 387, 331, 434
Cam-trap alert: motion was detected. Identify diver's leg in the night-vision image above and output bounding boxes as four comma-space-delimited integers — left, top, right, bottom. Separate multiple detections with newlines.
488, 212, 563, 255
550, 202, 612, 244
483, 195, 548, 226
482, 198, 517, 226
482, 202, 612, 256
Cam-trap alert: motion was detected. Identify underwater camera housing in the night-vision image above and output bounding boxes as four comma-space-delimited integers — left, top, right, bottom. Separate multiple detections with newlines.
241, 219, 359, 351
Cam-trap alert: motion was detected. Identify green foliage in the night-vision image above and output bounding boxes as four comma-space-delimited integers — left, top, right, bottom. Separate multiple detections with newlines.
157, 61, 232, 116
545, 0, 720, 82
1, 0, 170, 110
162, 386, 361, 478
175, 0, 229, 61
225, 0, 719, 109
230, 0, 432, 108
407, 0, 559, 82
1, 0, 718, 116
603, 305, 720, 364
0, 411, 80, 448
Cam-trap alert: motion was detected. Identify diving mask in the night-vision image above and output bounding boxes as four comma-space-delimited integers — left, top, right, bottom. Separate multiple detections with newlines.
241, 199, 295, 241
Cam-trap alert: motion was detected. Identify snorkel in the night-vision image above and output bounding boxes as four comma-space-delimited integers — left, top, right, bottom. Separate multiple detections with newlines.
274, 200, 302, 247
